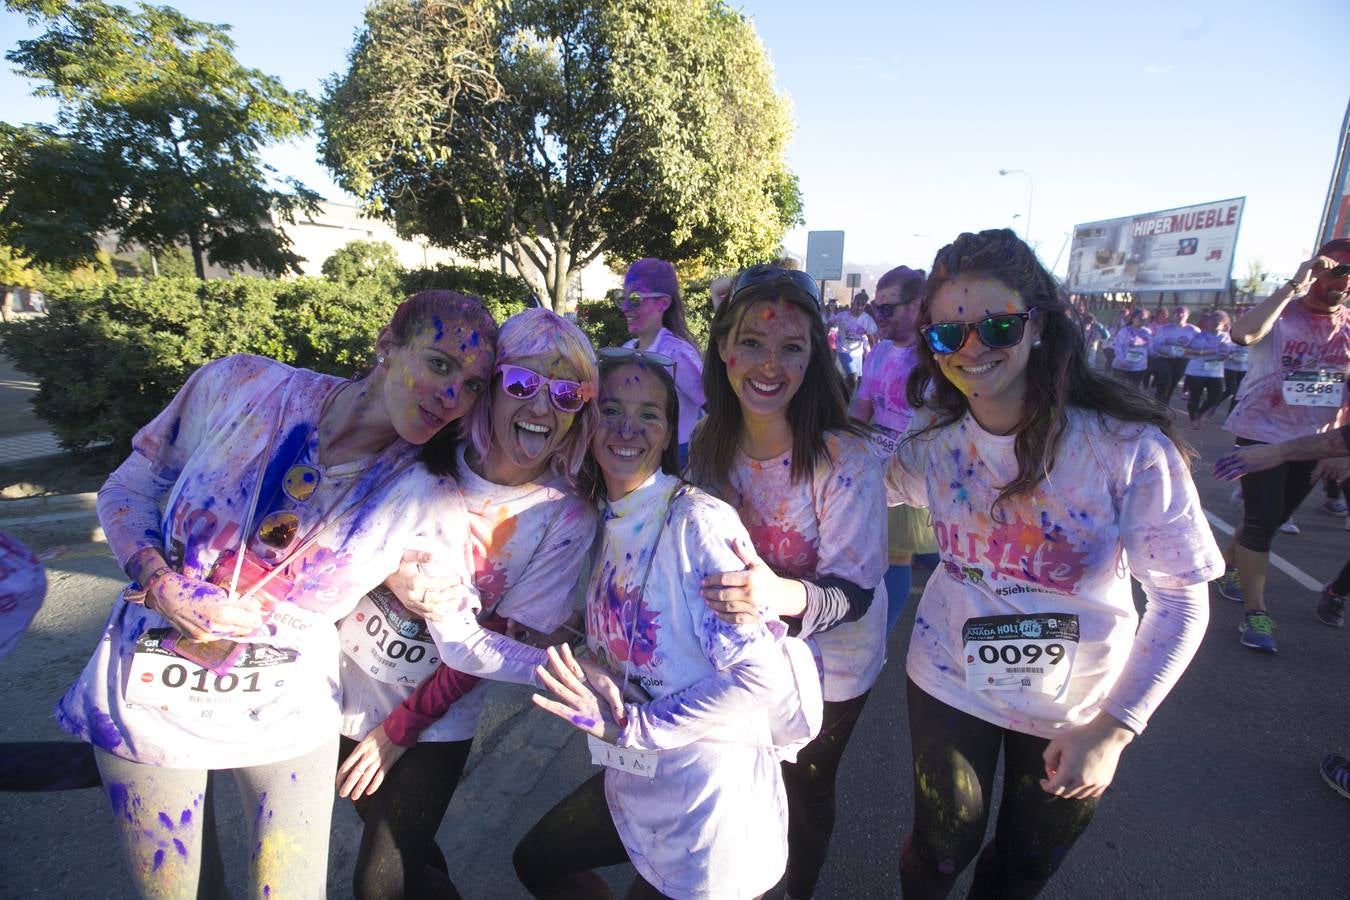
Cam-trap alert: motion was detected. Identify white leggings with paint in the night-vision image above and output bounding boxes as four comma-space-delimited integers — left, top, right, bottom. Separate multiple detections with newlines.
94, 737, 336, 899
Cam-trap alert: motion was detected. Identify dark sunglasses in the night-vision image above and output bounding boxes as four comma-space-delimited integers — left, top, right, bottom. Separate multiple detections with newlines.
497, 364, 589, 413
921, 310, 1037, 355
729, 264, 821, 311
613, 291, 668, 312
598, 346, 675, 368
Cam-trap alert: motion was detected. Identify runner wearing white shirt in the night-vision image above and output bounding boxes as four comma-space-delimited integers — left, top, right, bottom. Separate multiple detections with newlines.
1182, 309, 1233, 427
1110, 309, 1152, 387
514, 352, 820, 899
1216, 240, 1350, 652
885, 230, 1220, 898
1150, 307, 1200, 405
58, 293, 508, 898
830, 296, 877, 393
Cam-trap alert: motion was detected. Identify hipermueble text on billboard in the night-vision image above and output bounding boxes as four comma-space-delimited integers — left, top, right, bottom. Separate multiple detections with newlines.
1066, 197, 1244, 294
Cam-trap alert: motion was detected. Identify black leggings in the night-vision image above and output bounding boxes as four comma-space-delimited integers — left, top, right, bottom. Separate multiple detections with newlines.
1184, 375, 1225, 420
1235, 438, 1319, 554
512, 771, 668, 899
782, 690, 871, 898
337, 735, 473, 900
1223, 369, 1246, 413
900, 680, 1099, 900
1333, 559, 1350, 597
1114, 368, 1148, 388
1153, 358, 1186, 405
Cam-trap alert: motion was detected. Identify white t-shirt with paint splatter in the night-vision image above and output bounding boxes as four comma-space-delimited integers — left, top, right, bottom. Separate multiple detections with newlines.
589, 471, 802, 900
339, 444, 597, 742
710, 430, 888, 702
887, 408, 1223, 736
0, 530, 45, 661
57, 355, 521, 769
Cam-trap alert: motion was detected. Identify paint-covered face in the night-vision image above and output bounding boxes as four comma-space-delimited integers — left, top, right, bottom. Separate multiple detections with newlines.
928, 275, 1037, 414
718, 298, 812, 423
622, 293, 669, 338
1173, 307, 1189, 325
593, 363, 670, 498
1152, 308, 1170, 326
874, 283, 919, 343
376, 316, 492, 445
488, 352, 581, 482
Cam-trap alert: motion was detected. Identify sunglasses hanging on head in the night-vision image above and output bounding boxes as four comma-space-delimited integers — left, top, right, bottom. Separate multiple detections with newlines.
728, 264, 822, 312
598, 346, 676, 368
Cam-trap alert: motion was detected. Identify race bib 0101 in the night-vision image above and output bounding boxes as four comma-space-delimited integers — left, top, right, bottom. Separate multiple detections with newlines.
587, 734, 658, 779
962, 613, 1079, 699
1282, 371, 1345, 408
339, 588, 440, 686
126, 628, 300, 722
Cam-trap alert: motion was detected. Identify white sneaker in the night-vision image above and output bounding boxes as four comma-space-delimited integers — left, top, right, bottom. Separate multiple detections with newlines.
1279, 520, 1300, 535
1323, 499, 1349, 516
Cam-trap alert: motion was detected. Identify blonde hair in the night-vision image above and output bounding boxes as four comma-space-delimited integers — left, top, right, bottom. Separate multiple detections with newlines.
466, 308, 599, 480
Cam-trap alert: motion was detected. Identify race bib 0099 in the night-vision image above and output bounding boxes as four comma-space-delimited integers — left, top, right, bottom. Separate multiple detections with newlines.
962, 613, 1078, 699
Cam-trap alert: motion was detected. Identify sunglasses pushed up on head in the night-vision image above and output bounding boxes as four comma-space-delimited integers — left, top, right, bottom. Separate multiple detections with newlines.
920, 310, 1038, 355
496, 364, 590, 413
727, 264, 821, 312
598, 346, 675, 368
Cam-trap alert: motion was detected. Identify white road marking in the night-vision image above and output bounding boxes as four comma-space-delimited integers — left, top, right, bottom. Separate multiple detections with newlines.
1203, 511, 1325, 592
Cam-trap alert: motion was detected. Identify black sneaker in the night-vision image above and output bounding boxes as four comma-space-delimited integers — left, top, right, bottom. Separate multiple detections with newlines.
1316, 587, 1346, 628
1321, 753, 1350, 800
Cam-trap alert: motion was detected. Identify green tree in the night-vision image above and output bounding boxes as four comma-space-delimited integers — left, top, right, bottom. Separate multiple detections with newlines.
1238, 259, 1269, 301
321, 239, 403, 293
0, 0, 321, 278
321, 0, 802, 312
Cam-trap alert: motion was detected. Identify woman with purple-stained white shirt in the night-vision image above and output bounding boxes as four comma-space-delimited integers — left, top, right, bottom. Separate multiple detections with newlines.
1110, 308, 1152, 387
55, 292, 547, 899
689, 264, 887, 900
334, 308, 600, 899
1181, 309, 1234, 427
514, 351, 820, 900
884, 231, 1221, 898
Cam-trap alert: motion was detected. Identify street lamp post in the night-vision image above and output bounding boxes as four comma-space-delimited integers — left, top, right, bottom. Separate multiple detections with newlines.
999, 168, 1034, 245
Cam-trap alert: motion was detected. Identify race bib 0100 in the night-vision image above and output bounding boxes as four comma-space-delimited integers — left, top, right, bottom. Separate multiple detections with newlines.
1281, 371, 1344, 408
962, 613, 1079, 699
126, 628, 300, 722
339, 588, 440, 686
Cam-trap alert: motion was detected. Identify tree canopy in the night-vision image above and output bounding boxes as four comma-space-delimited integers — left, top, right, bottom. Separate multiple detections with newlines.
321, 0, 802, 311
0, 0, 320, 278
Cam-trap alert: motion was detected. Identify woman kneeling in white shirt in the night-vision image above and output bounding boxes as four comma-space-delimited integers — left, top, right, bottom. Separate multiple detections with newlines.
513, 349, 820, 900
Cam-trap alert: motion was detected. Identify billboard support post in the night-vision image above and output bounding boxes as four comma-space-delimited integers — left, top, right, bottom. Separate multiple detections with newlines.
1316, 97, 1350, 249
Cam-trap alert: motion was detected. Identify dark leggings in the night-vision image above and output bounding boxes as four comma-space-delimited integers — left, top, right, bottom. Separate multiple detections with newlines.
900, 679, 1098, 900
1235, 438, 1319, 554
1114, 368, 1148, 388
1331, 559, 1350, 597
337, 735, 473, 900
512, 771, 668, 899
1223, 369, 1246, 412
1152, 358, 1186, 405
1184, 375, 1225, 419
782, 689, 871, 898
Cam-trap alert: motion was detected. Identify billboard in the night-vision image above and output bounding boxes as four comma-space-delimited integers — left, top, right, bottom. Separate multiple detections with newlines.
1316, 99, 1350, 248
1065, 197, 1244, 293
805, 230, 845, 281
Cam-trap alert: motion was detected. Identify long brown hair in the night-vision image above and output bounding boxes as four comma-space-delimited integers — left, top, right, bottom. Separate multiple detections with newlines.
577, 356, 683, 503
905, 229, 1191, 512
689, 268, 862, 487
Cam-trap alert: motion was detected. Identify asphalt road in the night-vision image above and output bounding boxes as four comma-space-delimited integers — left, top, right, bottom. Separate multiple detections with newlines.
0, 393, 1347, 898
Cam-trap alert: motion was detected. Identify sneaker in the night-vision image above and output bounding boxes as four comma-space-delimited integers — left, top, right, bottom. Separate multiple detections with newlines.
1216, 568, 1244, 602
1323, 498, 1349, 516
1239, 612, 1277, 652
1279, 520, 1300, 535
1321, 753, 1350, 800
1317, 587, 1346, 627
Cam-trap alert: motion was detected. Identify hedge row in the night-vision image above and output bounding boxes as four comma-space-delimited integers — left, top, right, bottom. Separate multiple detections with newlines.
1, 265, 717, 454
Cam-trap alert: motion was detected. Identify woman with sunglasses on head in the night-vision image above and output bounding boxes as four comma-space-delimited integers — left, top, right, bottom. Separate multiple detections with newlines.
513, 348, 820, 900
618, 259, 706, 468
886, 230, 1222, 898
850, 265, 941, 636
54, 291, 520, 898
690, 264, 887, 900
336, 308, 600, 899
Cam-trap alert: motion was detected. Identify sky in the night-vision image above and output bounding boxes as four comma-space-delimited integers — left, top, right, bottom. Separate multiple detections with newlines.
2, 0, 1349, 282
